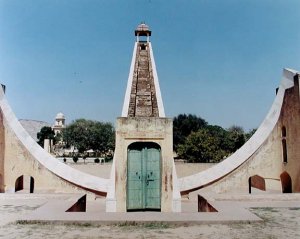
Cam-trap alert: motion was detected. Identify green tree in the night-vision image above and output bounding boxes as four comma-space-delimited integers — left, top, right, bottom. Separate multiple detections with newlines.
245, 128, 257, 141
173, 113, 257, 162
37, 126, 56, 147
205, 125, 229, 150
177, 129, 227, 163
62, 119, 115, 155
173, 114, 207, 152
226, 125, 246, 152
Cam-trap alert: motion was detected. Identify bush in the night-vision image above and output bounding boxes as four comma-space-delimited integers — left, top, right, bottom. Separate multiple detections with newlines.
94, 158, 100, 163
73, 156, 79, 163
104, 156, 113, 163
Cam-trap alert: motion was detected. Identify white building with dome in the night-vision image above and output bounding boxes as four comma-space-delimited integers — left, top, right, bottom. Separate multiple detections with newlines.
52, 112, 65, 136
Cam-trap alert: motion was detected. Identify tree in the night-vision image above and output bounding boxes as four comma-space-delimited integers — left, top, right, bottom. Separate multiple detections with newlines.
173, 114, 207, 152
62, 119, 115, 155
37, 126, 56, 147
205, 125, 229, 150
89, 121, 115, 155
245, 128, 257, 141
226, 125, 246, 152
73, 155, 79, 163
173, 113, 253, 162
177, 129, 228, 163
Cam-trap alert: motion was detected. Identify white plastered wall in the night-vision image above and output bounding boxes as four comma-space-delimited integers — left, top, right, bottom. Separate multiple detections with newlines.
0, 86, 108, 194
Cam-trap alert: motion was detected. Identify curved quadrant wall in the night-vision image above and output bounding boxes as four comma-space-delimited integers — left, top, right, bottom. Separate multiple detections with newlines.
0, 85, 109, 195
179, 68, 300, 195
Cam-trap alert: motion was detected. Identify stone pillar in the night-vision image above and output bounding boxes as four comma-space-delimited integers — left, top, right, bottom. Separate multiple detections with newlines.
44, 139, 51, 153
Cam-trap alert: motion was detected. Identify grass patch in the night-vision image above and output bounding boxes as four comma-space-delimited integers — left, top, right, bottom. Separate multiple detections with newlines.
143, 222, 171, 229
116, 221, 138, 227
62, 222, 95, 228
252, 207, 279, 213
289, 207, 300, 211
17, 220, 57, 226
250, 208, 282, 225
229, 223, 246, 229
114, 221, 171, 230
17, 220, 172, 230
16, 220, 96, 228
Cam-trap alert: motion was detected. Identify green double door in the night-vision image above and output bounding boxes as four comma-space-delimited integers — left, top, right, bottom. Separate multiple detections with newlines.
127, 142, 161, 211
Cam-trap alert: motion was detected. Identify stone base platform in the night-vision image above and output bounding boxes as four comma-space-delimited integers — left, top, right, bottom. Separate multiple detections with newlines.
1, 193, 300, 226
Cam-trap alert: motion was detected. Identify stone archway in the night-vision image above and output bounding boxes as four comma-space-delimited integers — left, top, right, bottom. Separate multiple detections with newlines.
15, 175, 34, 193
15, 175, 23, 192
280, 171, 292, 193
248, 175, 266, 194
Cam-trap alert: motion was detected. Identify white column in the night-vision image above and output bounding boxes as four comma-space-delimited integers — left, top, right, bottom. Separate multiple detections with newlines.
149, 42, 165, 117
121, 42, 138, 117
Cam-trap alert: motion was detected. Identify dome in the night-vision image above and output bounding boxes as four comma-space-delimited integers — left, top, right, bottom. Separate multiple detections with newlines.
136, 23, 150, 32
135, 23, 151, 36
55, 112, 65, 119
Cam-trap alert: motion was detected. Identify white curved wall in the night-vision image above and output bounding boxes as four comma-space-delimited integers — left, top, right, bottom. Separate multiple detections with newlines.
0, 86, 108, 193
178, 68, 299, 193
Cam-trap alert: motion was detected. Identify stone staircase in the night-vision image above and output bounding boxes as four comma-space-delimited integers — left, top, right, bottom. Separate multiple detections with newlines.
128, 43, 159, 117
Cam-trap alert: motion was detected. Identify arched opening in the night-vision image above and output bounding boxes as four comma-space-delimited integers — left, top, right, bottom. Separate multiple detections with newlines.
282, 139, 288, 163
127, 142, 161, 211
281, 126, 288, 163
15, 175, 34, 193
248, 175, 266, 194
280, 171, 292, 193
0, 173, 4, 193
15, 175, 23, 192
281, 126, 287, 137
30, 177, 34, 193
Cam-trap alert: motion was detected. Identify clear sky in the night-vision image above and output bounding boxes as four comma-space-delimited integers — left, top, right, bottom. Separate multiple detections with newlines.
0, 0, 299, 130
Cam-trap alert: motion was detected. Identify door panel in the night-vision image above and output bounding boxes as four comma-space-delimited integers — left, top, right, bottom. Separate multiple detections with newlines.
145, 147, 161, 209
127, 149, 143, 210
